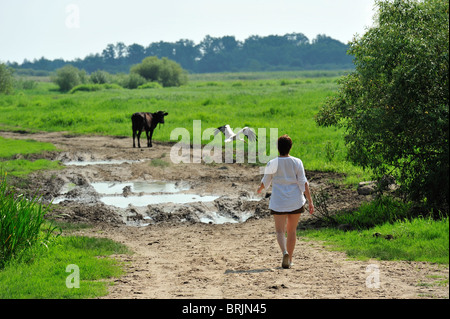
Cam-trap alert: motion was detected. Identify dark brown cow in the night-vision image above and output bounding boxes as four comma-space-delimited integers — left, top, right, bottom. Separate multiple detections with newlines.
131, 111, 168, 148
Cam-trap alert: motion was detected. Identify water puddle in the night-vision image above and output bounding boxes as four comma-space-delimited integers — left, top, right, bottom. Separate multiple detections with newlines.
64, 159, 140, 166
197, 211, 254, 224
53, 179, 261, 226
91, 181, 190, 195
100, 194, 220, 208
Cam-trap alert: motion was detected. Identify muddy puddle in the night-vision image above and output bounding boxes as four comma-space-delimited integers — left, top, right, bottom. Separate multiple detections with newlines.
52, 179, 266, 227
2, 132, 368, 229
91, 181, 190, 194
100, 193, 221, 208
64, 159, 141, 166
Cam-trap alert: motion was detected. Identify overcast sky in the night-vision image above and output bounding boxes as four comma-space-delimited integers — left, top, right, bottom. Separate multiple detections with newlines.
0, 0, 377, 63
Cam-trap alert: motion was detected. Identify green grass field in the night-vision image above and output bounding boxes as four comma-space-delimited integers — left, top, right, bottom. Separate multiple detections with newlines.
300, 216, 449, 264
1, 70, 446, 299
301, 194, 449, 264
0, 70, 368, 184
0, 234, 131, 298
0, 137, 62, 176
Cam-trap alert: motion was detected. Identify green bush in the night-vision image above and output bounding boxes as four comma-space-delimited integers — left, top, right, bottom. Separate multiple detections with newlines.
18, 79, 38, 90
0, 63, 14, 94
69, 83, 122, 93
89, 70, 110, 84
70, 83, 103, 93
137, 81, 162, 89
52, 65, 87, 92
130, 56, 188, 87
121, 73, 146, 89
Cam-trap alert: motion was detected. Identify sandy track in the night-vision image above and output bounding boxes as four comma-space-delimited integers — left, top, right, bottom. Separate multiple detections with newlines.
78, 219, 447, 299
1, 130, 448, 299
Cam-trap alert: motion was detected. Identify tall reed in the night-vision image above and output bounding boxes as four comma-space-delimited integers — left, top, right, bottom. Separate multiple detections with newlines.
0, 171, 51, 267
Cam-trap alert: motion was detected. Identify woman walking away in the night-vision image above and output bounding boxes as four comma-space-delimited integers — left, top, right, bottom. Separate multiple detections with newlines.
257, 134, 314, 269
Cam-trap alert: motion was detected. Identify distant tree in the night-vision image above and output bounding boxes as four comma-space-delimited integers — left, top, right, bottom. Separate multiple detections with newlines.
52, 65, 87, 91
131, 56, 160, 82
79, 53, 104, 73
146, 41, 177, 60
127, 43, 146, 64
0, 63, 14, 94
122, 72, 146, 89
315, 0, 449, 213
173, 39, 200, 72
90, 70, 110, 84
102, 44, 116, 64
115, 42, 128, 60
130, 56, 187, 87
158, 57, 188, 87
13, 32, 355, 74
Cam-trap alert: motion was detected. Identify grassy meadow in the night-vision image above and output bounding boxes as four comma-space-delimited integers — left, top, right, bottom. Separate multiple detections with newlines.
0, 137, 62, 176
0, 70, 447, 298
0, 70, 367, 184
301, 196, 449, 264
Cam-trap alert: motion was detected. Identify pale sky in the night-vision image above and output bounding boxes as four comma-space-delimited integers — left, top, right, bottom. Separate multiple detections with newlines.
0, 0, 377, 63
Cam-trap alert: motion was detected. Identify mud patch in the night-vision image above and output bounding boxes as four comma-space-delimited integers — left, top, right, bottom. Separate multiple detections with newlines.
50, 177, 267, 226
64, 159, 141, 166
0, 130, 368, 227
91, 181, 190, 194
100, 193, 221, 208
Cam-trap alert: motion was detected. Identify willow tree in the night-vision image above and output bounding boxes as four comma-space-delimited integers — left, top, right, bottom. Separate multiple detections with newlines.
316, 0, 449, 213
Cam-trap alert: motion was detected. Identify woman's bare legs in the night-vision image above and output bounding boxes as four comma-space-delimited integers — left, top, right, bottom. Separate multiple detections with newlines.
273, 215, 287, 253
273, 213, 301, 266
286, 213, 301, 263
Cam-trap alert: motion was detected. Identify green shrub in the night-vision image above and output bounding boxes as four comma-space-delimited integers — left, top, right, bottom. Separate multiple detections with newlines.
0, 63, 14, 94
15, 79, 38, 90
122, 73, 146, 89
69, 83, 104, 93
131, 56, 188, 87
89, 70, 110, 84
137, 81, 162, 89
52, 65, 87, 92
69, 83, 123, 93
102, 83, 122, 90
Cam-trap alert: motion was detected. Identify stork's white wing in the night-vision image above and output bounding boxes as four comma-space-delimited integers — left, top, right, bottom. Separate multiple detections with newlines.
223, 125, 235, 139
238, 127, 257, 142
215, 125, 236, 142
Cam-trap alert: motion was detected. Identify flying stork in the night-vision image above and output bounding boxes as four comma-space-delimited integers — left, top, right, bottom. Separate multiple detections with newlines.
214, 124, 257, 143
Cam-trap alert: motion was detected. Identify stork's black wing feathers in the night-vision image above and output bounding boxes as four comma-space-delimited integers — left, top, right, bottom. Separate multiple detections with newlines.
214, 125, 227, 135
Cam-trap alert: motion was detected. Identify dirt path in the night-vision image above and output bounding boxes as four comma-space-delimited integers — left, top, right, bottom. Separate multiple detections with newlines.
1, 130, 448, 299
80, 219, 447, 299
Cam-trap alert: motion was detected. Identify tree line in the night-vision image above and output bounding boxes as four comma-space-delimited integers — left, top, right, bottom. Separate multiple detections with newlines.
8, 33, 354, 75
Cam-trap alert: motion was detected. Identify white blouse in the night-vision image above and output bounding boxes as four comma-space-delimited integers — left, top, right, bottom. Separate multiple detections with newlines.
261, 156, 308, 212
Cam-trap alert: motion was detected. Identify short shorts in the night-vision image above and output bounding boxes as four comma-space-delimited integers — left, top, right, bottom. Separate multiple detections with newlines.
270, 206, 305, 215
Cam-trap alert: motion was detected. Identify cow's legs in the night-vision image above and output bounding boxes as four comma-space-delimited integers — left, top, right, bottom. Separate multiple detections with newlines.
149, 129, 154, 147
146, 130, 151, 147
136, 130, 142, 148
132, 130, 136, 148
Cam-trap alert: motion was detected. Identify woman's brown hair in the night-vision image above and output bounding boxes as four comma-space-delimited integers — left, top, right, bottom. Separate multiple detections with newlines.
277, 134, 292, 156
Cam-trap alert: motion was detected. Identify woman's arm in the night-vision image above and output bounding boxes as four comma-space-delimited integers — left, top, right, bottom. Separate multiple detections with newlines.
304, 182, 314, 215
257, 183, 265, 194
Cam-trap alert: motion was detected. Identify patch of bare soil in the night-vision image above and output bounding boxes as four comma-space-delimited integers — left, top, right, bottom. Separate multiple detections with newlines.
1, 130, 448, 299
